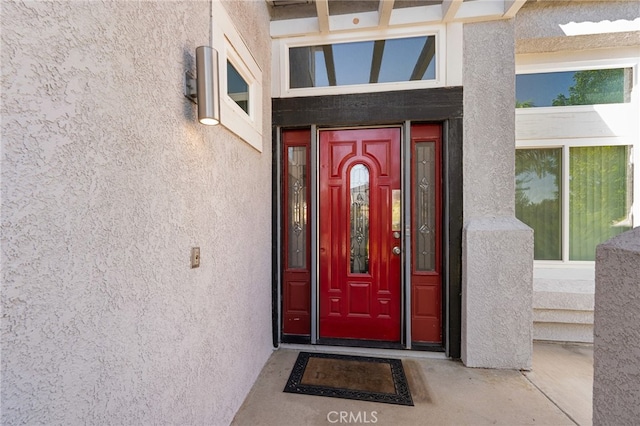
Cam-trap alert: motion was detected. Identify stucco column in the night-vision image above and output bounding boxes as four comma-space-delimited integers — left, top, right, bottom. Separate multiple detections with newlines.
593, 228, 640, 425
461, 19, 533, 369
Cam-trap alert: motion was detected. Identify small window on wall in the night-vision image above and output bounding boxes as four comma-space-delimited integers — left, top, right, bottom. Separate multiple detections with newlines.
516, 67, 633, 108
516, 145, 633, 261
212, 1, 263, 152
288, 35, 437, 90
227, 61, 249, 114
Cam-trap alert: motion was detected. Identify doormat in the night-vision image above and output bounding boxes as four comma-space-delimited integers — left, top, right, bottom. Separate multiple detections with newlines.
283, 352, 413, 406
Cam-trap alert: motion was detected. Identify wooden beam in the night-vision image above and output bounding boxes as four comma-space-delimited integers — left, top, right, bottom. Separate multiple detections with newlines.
322, 45, 337, 86
410, 36, 436, 81
272, 87, 464, 126
316, 0, 330, 33
442, 0, 463, 23
504, 0, 527, 18
378, 0, 395, 28
369, 40, 385, 84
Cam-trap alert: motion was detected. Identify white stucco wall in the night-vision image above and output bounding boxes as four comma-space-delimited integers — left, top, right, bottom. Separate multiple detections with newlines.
593, 227, 640, 425
1, 1, 272, 424
461, 19, 534, 369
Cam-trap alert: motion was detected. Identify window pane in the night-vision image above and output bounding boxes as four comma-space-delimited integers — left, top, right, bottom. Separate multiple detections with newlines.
516, 149, 562, 260
569, 146, 632, 261
227, 61, 249, 113
289, 36, 436, 89
516, 68, 631, 108
415, 142, 436, 271
287, 147, 307, 269
350, 164, 370, 274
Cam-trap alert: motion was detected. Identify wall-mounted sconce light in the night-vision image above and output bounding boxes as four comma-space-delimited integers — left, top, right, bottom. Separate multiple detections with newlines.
185, 46, 220, 125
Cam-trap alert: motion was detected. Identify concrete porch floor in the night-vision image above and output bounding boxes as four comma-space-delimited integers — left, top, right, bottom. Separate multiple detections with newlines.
231, 342, 593, 426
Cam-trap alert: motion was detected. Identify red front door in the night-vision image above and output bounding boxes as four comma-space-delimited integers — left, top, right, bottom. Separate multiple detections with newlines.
319, 128, 401, 342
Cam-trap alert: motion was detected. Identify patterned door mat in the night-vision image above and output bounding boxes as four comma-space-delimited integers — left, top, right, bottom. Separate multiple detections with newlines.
283, 352, 414, 406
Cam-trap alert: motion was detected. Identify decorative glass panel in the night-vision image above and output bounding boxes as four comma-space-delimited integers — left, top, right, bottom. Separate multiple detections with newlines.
516, 149, 562, 260
415, 143, 436, 271
227, 61, 249, 114
516, 68, 632, 108
350, 164, 370, 274
392, 190, 401, 232
569, 146, 632, 261
289, 35, 436, 89
287, 147, 307, 268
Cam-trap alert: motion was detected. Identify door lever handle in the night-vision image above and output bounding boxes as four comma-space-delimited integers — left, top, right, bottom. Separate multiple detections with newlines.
392, 246, 401, 255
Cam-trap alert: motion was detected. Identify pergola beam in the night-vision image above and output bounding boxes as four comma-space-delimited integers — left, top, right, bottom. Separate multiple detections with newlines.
410, 36, 436, 81
316, 0, 330, 33
270, 0, 527, 38
369, 40, 385, 84
378, 0, 395, 28
442, 0, 463, 23
322, 45, 337, 86
504, 0, 527, 18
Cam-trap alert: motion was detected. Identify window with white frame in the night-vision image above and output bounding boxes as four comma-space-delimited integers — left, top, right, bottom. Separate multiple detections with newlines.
515, 143, 632, 261
276, 26, 448, 97
212, 1, 263, 152
515, 52, 638, 263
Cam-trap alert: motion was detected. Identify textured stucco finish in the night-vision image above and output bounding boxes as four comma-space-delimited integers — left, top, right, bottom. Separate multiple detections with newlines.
463, 19, 516, 220
516, 1, 640, 53
461, 217, 534, 369
1, 1, 272, 424
461, 20, 534, 369
593, 228, 640, 425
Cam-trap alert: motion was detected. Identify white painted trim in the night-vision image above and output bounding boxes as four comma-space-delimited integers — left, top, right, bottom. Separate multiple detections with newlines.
276, 25, 447, 98
378, 0, 395, 28
271, 38, 281, 98
445, 22, 463, 86
504, 0, 527, 19
442, 0, 463, 23
515, 136, 636, 148
330, 10, 380, 33
389, 4, 442, 27
213, 1, 263, 152
316, 0, 330, 34
516, 47, 640, 75
516, 105, 639, 141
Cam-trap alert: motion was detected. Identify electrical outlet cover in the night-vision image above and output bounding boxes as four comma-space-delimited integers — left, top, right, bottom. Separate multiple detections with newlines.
191, 247, 200, 268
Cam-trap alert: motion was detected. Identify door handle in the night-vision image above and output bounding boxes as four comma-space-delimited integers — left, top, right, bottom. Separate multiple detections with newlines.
392, 246, 401, 255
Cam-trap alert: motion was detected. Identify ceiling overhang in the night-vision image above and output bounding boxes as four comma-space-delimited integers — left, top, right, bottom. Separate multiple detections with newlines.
269, 0, 527, 38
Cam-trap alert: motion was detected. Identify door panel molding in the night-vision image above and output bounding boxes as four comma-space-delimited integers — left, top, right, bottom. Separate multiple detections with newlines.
319, 127, 402, 342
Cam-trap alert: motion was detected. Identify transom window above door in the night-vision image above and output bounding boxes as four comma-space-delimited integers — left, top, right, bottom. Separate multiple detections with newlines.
276, 27, 448, 97
289, 35, 436, 89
